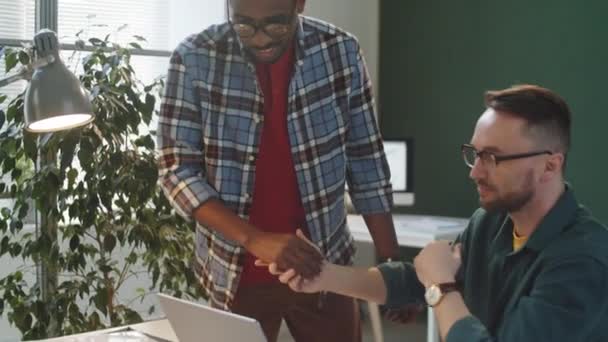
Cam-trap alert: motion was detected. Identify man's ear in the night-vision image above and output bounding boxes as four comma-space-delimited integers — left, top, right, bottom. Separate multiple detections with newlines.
296, 0, 306, 14
541, 153, 565, 183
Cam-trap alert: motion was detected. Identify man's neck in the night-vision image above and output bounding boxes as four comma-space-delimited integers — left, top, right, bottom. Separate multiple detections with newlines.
509, 182, 565, 237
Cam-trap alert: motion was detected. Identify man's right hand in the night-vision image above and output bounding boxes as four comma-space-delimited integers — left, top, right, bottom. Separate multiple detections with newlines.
244, 230, 324, 278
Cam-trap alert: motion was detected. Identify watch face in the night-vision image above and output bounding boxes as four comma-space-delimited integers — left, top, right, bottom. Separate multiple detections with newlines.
425, 285, 442, 306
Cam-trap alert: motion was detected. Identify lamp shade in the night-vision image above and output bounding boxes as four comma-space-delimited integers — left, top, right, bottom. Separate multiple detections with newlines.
24, 30, 94, 133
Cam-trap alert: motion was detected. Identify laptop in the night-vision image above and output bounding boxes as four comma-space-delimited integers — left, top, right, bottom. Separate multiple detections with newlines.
157, 293, 267, 342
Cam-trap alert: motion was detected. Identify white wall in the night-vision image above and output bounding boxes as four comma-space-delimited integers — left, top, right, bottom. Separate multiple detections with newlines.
169, 0, 381, 96
169, 0, 226, 50
304, 0, 381, 101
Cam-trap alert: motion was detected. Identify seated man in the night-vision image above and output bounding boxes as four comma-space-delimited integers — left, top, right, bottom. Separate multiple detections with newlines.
259, 84, 608, 341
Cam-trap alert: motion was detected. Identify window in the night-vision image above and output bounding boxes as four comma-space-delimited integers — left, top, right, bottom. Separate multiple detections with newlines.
58, 0, 226, 51
56, 0, 226, 131
0, 0, 35, 40
0, 0, 35, 104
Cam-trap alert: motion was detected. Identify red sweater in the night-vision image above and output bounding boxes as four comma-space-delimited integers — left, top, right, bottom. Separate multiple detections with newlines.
240, 45, 306, 285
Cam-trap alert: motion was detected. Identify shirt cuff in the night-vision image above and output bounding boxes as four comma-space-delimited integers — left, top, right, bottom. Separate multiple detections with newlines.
162, 175, 219, 222
349, 186, 393, 214
377, 261, 425, 309
446, 315, 490, 342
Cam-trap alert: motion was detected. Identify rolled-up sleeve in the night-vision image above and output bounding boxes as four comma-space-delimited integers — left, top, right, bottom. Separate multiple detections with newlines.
447, 256, 608, 342
157, 49, 218, 221
345, 40, 393, 214
377, 261, 425, 308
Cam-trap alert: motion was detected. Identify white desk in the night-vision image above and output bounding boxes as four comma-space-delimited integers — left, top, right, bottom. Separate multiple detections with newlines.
36, 319, 177, 341
348, 214, 468, 342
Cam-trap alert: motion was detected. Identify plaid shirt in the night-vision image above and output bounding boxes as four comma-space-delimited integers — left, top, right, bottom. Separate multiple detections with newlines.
157, 16, 393, 310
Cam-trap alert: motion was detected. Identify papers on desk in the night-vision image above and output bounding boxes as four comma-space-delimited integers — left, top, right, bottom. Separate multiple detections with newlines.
394, 217, 465, 232
59, 330, 162, 342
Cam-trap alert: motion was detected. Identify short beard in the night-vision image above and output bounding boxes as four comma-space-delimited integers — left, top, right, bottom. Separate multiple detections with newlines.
480, 171, 535, 213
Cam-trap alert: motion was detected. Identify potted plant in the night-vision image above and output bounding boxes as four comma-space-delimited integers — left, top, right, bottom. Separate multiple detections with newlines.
0, 30, 203, 339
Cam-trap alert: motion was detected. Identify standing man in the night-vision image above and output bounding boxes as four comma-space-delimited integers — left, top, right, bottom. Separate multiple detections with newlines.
157, 0, 400, 341
265, 85, 608, 341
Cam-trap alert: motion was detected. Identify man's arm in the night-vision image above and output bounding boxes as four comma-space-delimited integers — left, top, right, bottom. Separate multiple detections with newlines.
157, 49, 321, 278
344, 41, 399, 258
445, 257, 608, 342
304, 263, 388, 304
415, 241, 608, 342
363, 213, 400, 259
260, 230, 424, 308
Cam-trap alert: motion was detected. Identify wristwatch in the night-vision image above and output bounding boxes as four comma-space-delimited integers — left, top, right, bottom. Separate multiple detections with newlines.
424, 282, 459, 307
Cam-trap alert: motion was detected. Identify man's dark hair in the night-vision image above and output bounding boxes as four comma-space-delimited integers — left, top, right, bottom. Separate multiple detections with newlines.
484, 84, 572, 155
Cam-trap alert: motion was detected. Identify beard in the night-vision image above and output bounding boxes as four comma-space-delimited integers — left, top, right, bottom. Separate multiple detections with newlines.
478, 170, 535, 213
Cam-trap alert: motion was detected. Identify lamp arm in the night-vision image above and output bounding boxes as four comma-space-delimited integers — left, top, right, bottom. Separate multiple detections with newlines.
0, 55, 56, 88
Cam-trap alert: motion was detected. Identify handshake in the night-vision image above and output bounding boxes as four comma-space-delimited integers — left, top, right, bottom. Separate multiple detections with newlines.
253, 229, 328, 294
249, 229, 461, 324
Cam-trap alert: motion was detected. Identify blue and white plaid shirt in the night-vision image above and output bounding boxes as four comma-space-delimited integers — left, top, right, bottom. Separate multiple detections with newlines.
157, 16, 393, 309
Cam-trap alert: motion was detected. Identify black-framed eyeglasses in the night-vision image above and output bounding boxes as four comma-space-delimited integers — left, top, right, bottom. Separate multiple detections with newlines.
227, 0, 297, 39
461, 144, 553, 169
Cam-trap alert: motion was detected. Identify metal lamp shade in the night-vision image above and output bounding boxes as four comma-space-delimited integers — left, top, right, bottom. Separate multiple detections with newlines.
24, 30, 94, 133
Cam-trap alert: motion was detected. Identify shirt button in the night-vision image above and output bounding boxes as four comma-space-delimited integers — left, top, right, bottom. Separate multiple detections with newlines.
248, 155, 256, 162
244, 193, 251, 199
253, 116, 261, 123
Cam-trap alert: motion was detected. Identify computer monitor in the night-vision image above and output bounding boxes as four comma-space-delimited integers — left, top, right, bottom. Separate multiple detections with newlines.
383, 139, 414, 206
344, 138, 414, 209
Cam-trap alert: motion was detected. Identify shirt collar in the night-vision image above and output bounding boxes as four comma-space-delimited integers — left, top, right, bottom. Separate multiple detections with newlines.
523, 184, 579, 251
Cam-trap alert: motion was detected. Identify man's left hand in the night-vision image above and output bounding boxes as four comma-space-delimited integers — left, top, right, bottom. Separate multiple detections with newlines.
414, 241, 461, 287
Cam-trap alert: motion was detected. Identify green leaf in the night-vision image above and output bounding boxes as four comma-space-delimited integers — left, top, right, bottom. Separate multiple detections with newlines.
134, 135, 154, 149
6, 102, 18, 122
142, 93, 155, 122
17, 202, 29, 219
59, 130, 79, 172
77, 138, 95, 170
151, 266, 160, 286
67, 168, 78, 190
23, 131, 38, 160
133, 35, 147, 42
129, 42, 142, 50
18, 51, 30, 66
0, 237, 8, 255
2, 139, 17, 157
23, 313, 33, 330
88, 38, 105, 47
69, 235, 80, 251
103, 234, 116, 252
9, 243, 22, 257
4, 50, 18, 72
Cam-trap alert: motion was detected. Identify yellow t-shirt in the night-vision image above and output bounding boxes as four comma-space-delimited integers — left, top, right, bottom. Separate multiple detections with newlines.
513, 228, 528, 251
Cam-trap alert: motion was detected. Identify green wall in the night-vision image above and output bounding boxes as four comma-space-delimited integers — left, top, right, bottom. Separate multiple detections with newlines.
379, 1, 608, 223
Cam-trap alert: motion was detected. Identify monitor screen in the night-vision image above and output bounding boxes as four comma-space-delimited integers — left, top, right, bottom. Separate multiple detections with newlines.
383, 139, 414, 206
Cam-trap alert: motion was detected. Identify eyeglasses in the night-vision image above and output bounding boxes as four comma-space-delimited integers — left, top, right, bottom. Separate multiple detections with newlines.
227, 2, 296, 39
461, 144, 553, 169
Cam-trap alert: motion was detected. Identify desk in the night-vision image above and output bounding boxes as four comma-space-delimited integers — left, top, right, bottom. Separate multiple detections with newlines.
36, 319, 177, 341
348, 214, 468, 342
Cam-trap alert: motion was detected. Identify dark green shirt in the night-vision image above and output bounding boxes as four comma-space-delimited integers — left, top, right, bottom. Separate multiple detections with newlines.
378, 187, 608, 341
